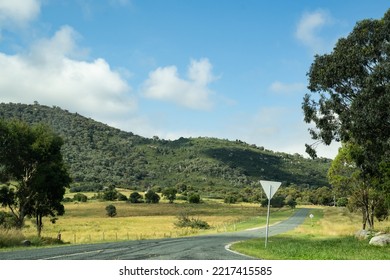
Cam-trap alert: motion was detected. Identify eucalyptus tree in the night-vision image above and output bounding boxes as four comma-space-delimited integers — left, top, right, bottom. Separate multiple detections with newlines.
302, 9, 390, 179
0, 120, 71, 236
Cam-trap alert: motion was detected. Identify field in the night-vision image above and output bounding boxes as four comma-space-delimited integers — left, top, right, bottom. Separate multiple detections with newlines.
1, 194, 294, 247
231, 206, 390, 259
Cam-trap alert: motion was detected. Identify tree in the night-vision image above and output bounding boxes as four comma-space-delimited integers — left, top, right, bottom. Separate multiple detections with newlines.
73, 193, 88, 202
129, 191, 143, 203
0, 120, 71, 236
302, 9, 390, 178
188, 193, 201, 204
328, 143, 389, 229
144, 189, 160, 204
162, 187, 177, 203
105, 204, 117, 217
102, 185, 118, 201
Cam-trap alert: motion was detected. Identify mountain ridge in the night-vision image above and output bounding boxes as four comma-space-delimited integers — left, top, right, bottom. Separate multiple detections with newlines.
0, 102, 331, 194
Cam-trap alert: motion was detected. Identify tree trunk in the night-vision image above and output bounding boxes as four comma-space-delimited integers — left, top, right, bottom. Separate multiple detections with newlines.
36, 214, 43, 237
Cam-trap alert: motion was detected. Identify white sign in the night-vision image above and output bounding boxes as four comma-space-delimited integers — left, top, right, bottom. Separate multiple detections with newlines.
260, 180, 282, 199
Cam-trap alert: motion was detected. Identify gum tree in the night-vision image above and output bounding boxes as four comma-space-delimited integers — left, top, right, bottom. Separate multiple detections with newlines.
0, 120, 71, 236
302, 9, 390, 177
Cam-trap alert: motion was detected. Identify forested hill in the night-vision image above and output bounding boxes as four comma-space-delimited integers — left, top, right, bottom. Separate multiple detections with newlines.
0, 103, 331, 194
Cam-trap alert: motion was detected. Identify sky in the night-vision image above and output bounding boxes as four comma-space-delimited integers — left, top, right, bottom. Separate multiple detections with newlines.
1, 0, 389, 159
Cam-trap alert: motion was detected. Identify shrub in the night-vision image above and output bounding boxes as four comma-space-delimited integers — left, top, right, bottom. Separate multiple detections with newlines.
0, 211, 18, 229
102, 186, 118, 201
188, 193, 201, 204
162, 187, 177, 203
105, 204, 117, 217
73, 193, 88, 202
224, 195, 237, 204
174, 212, 210, 229
337, 197, 348, 207
145, 190, 160, 204
117, 192, 128, 201
129, 192, 143, 203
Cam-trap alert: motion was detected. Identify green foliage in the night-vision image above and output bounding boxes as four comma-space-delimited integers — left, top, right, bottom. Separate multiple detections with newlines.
105, 204, 117, 217
302, 9, 390, 178
73, 193, 88, 202
102, 186, 118, 201
144, 190, 160, 204
224, 195, 237, 204
129, 192, 143, 203
188, 193, 201, 204
0, 103, 331, 198
117, 192, 128, 201
162, 187, 177, 203
174, 212, 210, 229
0, 119, 71, 236
329, 143, 389, 229
0, 211, 18, 229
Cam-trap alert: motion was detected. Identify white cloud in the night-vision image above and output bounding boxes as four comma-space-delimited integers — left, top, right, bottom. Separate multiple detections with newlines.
269, 81, 306, 94
295, 10, 332, 54
223, 106, 339, 159
141, 58, 216, 110
0, 0, 40, 29
0, 25, 136, 122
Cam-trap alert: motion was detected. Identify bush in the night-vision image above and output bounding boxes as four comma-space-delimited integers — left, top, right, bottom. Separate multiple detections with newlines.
224, 195, 237, 204
145, 190, 160, 204
188, 193, 201, 204
174, 212, 210, 229
162, 187, 177, 203
73, 193, 88, 202
337, 197, 348, 207
102, 186, 118, 201
0, 211, 18, 229
105, 204, 117, 217
117, 192, 128, 201
129, 192, 143, 203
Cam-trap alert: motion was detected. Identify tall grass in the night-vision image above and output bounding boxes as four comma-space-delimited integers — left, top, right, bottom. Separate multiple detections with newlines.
0, 228, 26, 248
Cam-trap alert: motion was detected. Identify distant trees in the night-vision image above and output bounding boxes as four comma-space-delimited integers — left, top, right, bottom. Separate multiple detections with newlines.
188, 193, 201, 204
73, 193, 88, 202
145, 190, 160, 204
0, 120, 71, 236
105, 204, 117, 217
129, 192, 143, 203
162, 187, 177, 203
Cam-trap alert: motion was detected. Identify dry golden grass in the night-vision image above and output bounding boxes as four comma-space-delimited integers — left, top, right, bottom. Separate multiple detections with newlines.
293, 206, 390, 237
20, 200, 269, 244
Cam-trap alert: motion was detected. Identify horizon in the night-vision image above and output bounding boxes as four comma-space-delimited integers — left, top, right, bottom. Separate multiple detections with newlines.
1, 1, 389, 159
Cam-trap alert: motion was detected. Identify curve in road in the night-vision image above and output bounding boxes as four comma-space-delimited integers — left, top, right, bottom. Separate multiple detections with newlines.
0, 208, 309, 260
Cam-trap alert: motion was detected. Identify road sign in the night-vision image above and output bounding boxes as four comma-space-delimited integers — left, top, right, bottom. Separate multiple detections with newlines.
260, 180, 281, 199
259, 180, 282, 248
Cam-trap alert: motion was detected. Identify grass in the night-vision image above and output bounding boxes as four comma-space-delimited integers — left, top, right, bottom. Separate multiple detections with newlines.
1, 198, 294, 247
231, 206, 390, 260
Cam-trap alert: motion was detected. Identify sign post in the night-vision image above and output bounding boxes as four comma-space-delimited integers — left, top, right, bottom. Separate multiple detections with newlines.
260, 180, 281, 248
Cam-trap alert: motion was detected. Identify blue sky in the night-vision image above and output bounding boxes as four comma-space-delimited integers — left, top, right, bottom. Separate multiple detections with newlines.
1, 0, 389, 158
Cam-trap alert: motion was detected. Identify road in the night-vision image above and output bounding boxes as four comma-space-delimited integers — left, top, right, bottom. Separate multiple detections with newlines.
0, 208, 309, 260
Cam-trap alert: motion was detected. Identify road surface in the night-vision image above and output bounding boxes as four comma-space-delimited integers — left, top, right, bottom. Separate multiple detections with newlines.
0, 208, 309, 260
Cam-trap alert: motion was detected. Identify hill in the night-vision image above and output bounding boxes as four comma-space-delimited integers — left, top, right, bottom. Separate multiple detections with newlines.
0, 102, 331, 195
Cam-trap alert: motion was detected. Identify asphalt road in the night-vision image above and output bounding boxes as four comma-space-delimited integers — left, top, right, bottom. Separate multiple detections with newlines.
0, 208, 309, 260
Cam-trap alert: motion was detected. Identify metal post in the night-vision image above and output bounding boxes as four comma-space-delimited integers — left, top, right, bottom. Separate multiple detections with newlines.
265, 185, 272, 248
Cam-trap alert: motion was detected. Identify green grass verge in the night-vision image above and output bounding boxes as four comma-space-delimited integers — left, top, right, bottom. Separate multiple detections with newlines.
231, 235, 390, 260
231, 207, 390, 260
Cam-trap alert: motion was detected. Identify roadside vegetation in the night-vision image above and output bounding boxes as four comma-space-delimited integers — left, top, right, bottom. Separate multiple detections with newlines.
231, 207, 390, 260
1, 195, 294, 248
